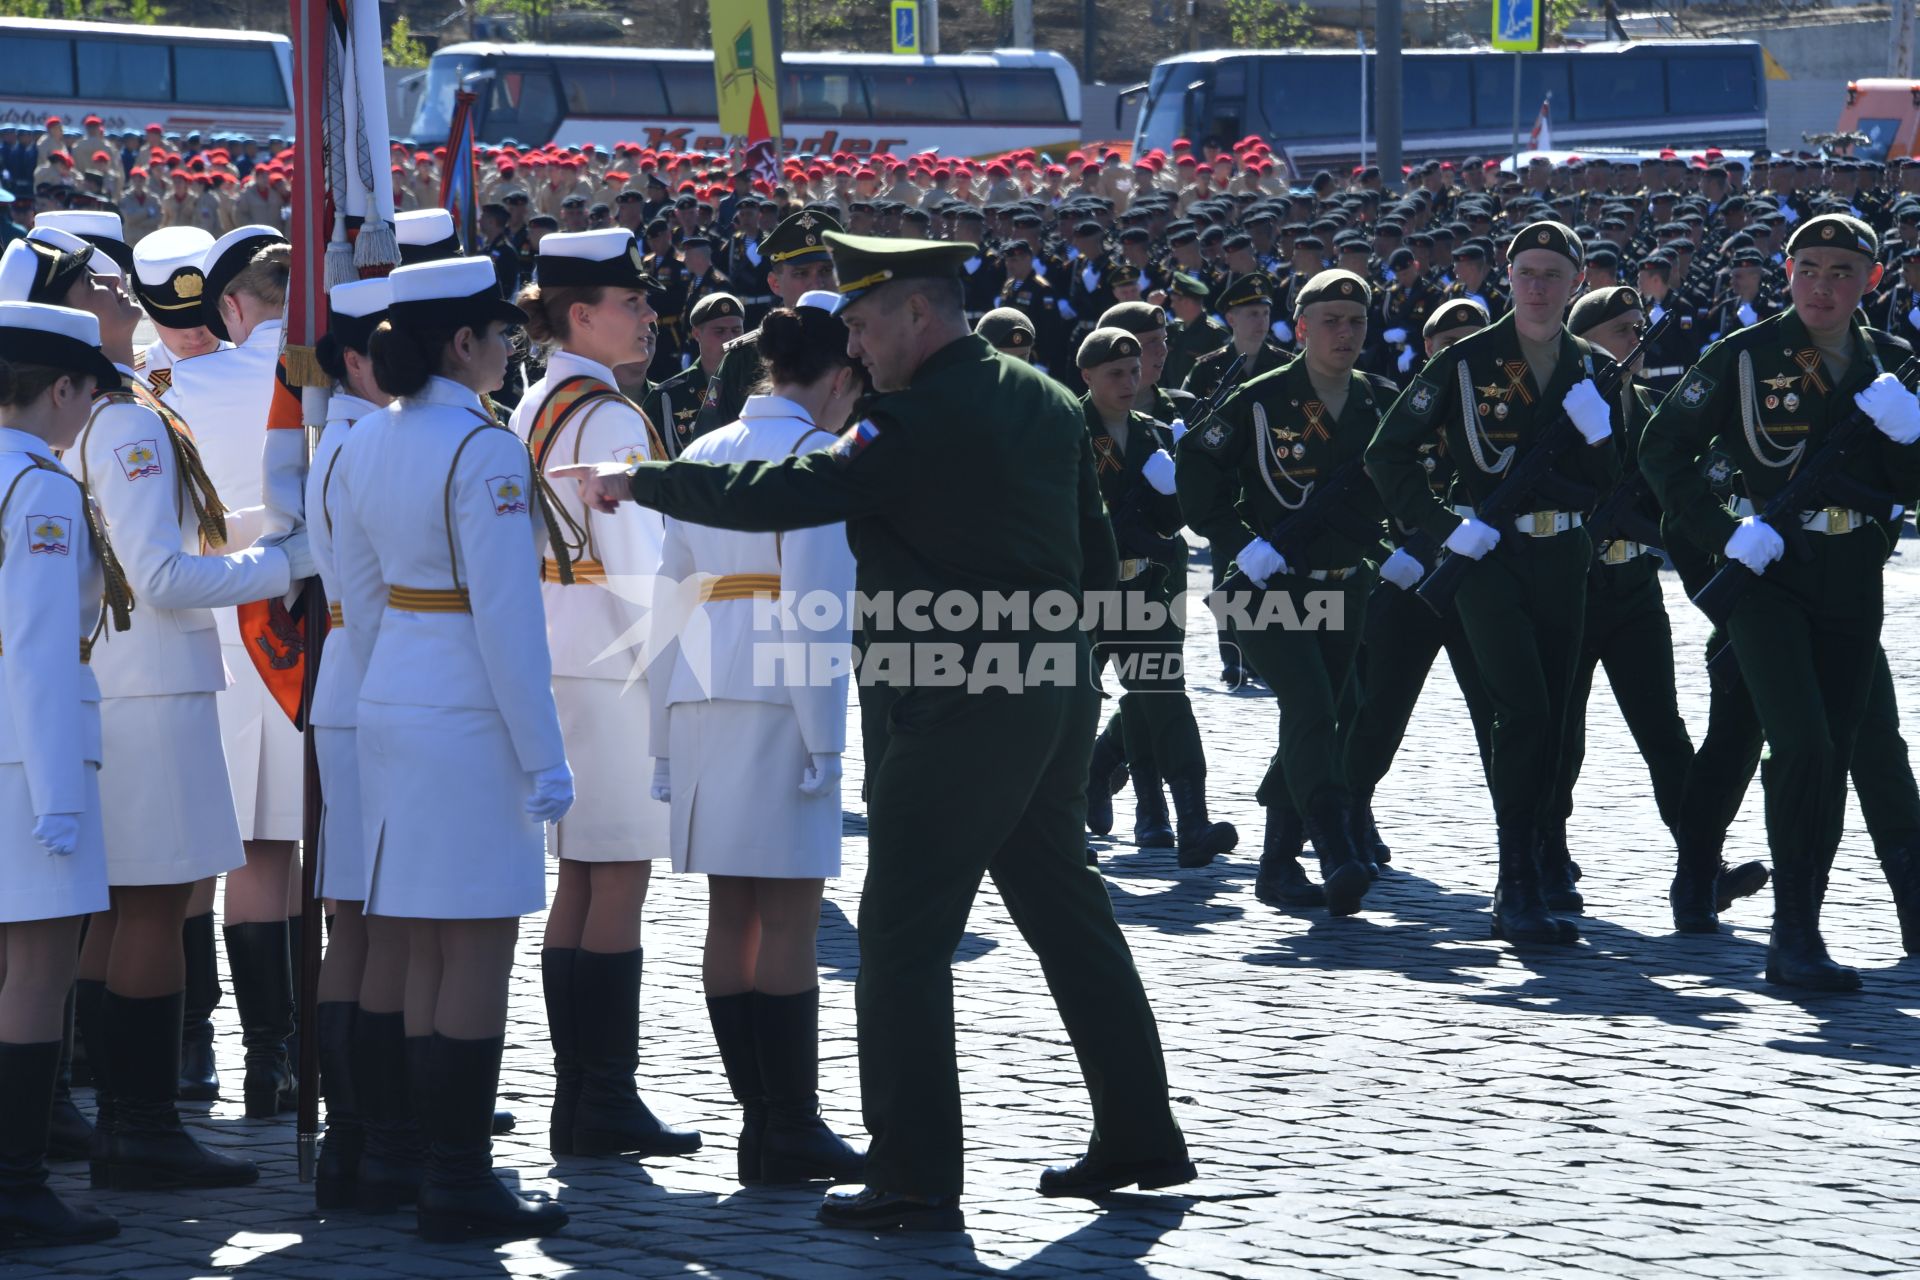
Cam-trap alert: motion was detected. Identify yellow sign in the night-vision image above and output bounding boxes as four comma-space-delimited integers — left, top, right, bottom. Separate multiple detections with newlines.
710, 0, 782, 145
891, 0, 921, 55
1491, 0, 1544, 53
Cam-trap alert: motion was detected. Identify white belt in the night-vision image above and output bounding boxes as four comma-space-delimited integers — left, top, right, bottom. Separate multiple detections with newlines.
1455, 504, 1584, 537
1730, 497, 1865, 534
1599, 540, 1648, 565
1117, 557, 1153, 581
1303, 565, 1361, 581
1643, 365, 1685, 378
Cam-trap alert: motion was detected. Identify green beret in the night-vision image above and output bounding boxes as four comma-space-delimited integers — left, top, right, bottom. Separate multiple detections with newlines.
822, 230, 976, 305
1097, 300, 1167, 335
1217, 271, 1273, 312
1170, 272, 1211, 300
1566, 285, 1642, 337
1786, 213, 1879, 259
1506, 220, 1584, 268
976, 306, 1035, 351
762, 210, 842, 267
688, 292, 744, 327
1076, 325, 1143, 369
1422, 297, 1490, 341
1292, 268, 1371, 317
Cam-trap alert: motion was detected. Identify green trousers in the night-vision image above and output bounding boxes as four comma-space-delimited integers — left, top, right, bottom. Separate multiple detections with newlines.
1095, 570, 1206, 781
1343, 576, 1496, 798
856, 670, 1186, 1197
1550, 556, 1694, 831
1451, 528, 1591, 829
1236, 572, 1370, 813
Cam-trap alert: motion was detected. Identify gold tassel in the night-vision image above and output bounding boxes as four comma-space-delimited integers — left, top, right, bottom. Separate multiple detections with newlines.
526, 444, 588, 587
281, 343, 329, 390
82, 484, 135, 632
164, 424, 228, 549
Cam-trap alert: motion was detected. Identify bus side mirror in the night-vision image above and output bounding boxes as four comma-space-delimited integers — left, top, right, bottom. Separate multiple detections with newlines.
1116, 82, 1148, 131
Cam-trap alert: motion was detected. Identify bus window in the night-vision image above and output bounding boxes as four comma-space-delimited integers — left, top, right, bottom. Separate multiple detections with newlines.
782, 69, 869, 120
1473, 55, 1570, 129
485, 63, 563, 142
1570, 55, 1665, 120
1256, 57, 1355, 140
564, 61, 668, 117
1, 34, 73, 98
964, 67, 1069, 123
864, 67, 965, 122
658, 62, 717, 117
1138, 62, 1191, 149
175, 43, 288, 109
1404, 56, 1473, 132
1665, 52, 1757, 116
75, 36, 170, 103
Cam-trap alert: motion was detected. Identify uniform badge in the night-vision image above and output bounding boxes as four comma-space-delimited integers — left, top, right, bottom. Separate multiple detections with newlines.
613, 443, 649, 467
1406, 378, 1439, 419
1680, 314, 1693, 329
1291, 442, 1306, 458
488, 475, 528, 516
832, 418, 882, 463
1765, 395, 1780, 410
115, 439, 164, 481
1763, 373, 1796, 392
1706, 456, 1733, 486
1200, 421, 1230, 451
1675, 369, 1716, 409
1494, 402, 1509, 420
1477, 402, 1490, 417
1421, 455, 1437, 472
28, 515, 71, 556
1784, 392, 1800, 411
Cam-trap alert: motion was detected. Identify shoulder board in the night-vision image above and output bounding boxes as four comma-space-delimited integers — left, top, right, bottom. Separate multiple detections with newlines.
1363, 372, 1401, 397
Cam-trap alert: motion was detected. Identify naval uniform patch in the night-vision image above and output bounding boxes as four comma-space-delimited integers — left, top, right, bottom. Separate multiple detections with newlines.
1674, 368, 1716, 410
488, 474, 529, 516
832, 418, 881, 463
28, 514, 71, 556
114, 439, 164, 481
612, 442, 650, 467
1406, 377, 1440, 420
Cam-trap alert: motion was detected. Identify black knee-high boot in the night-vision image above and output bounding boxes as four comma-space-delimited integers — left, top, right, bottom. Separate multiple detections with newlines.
282, 915, 302, 1115
0, 1041, 118, 1246
72, 979, 107, 1167
750, 989, 864, 1185
178, 912, 221, 1102
47, 985, 91, 1162
415, 1034, 567, 1242
90, 991, 257, 1190
222, 922, 293, 1119
704, 993, 766, 1184
568, 949, 700, 1158
540, 948, 580, 1157
351, 1011, 424, 1212
313, 1002, 361, 1212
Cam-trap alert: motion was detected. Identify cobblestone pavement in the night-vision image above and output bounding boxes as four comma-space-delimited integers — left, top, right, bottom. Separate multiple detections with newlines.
13, 545, 1920, 1280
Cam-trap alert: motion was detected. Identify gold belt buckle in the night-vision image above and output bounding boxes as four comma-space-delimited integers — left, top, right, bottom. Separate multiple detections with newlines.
1602, 540, 1627, 564
1530, 510, 1554, 537
1825, 507, 1852, 535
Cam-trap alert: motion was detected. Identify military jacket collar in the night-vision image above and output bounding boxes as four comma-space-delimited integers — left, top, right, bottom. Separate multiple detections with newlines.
546, 348, 622, 390
402, 375, 490, 413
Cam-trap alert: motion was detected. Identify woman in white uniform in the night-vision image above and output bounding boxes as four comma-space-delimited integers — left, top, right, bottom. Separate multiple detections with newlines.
0, 301, 122, 1247
510, 228, 699, 1161
0, 231, 293, 1190
163, 224, 308, 1119
651, 298, 863, 1186
330, 256, 571, 1242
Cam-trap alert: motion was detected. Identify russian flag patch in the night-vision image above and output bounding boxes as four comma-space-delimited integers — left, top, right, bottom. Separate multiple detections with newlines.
831, 418, 882, 464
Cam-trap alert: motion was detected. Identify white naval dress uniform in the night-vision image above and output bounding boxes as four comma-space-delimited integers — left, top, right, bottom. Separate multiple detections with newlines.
75, 369, 292, 886
330, 376, 565, 918
163, 318, 303, 841
0, 430, 109, 923
139, 336, 228, 397
510, 350, 669, 862
651, 395, 856, 878
308, 391, 375, 900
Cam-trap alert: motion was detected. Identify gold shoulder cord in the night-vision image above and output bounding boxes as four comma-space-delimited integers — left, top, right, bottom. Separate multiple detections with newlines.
450, 413, 586, 588
161, 419, 228, 550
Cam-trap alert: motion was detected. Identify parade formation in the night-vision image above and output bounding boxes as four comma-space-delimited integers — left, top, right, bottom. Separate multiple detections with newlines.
5, 71, 1920, 1256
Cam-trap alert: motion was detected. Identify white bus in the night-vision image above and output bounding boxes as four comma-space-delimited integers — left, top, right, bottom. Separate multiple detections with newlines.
409, 43, 1080, 159
0, 18, 294, 140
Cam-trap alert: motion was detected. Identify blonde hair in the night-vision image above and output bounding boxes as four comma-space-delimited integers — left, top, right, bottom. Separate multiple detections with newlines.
224, 242, 291, 309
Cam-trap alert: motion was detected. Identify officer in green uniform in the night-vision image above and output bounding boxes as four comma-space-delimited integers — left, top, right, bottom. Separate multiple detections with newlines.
696, 209, 842, 434
643, 291, 745, 458
1368, 221, 1622, 947
1339, 299, 1497, 899
1079, 325, 1234, 866
1640, 213, 1920, 990
1163, 272, 1227, 391
1544, 285, 1700, 913
555, 232, 1192, 1229
1176, 268, 1393, 916
975, 306, 1037, 361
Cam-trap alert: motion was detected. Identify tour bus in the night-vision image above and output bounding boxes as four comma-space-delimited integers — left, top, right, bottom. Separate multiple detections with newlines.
408, 43, 1081, 158
1835, 79, 1920, 163
1127, 41, 1767, 166
0, 17, 294, 140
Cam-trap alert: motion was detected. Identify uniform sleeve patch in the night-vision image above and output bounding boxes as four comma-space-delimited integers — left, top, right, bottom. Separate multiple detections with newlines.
488, 474, 529, 516
28, 514, 72, 555
831, 418, 882, 463
1405, 377, 1440, 420
1193, 418, 1234, 454
612, 442, 650, 467
1674, 368, 1717, 410
114, 439, 164, 481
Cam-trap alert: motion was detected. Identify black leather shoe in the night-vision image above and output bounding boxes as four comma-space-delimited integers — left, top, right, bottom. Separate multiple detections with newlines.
1716, 860, 1770, 913
491, 1110, 515, 1136
1537, 825, 1584, 914
1085, 720, 1127, 838
1303, 799, 1370, 918
1254, 808, 1324, 907
1132, 772, 1175, 849
1764, 853, 1860, 993
817, 1186, 964, 1232
1220, 660, 1246, 690
1168, 775, 1237, 869
1037, 1152, 1197, 1198
1669, 869, 1720, 934
1491, 825, 1579, 946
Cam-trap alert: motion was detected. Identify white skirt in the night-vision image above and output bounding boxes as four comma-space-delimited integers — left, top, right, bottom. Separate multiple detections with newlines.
315, 725, 364, 901
217, 640, 304, 841
668, 699, 839, 879
551, 675, 668, 863
0, 763, 109, 923
99, 693, 246, 886
358, 701, 547, 919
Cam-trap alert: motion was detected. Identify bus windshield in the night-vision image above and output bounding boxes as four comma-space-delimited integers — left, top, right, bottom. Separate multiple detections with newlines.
1139, 62, 1191, 153
413, 52, 482, 141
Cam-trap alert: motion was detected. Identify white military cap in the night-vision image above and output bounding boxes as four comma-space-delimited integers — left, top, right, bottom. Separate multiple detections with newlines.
0, 300, 121, 388
534, 228, 657, 290
395, 207, 460, 265
131, 225, 215, 330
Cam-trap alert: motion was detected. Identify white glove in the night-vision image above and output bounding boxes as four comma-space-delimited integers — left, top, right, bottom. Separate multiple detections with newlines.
1649, 303, 1666, 325
1141, 448, 1178, 495
799, 752, 841, 798
1383, 327, 1409, 346
1081, 263, 1101, 292
1723, 515, 1785, 573
1168, 417, 1189, 443
1857, 372, 1920, 444
1235, 536, 1287, 586
524, 762, 575, 825
1270, 319, 1293, 344
1056, 299, 1077, 321
649, 758, 671, 804
1908, 305, 1920, 332
963, 255, 981, 273
271, 529, 315, 580
1444, 516, 1500, 560
1468, 292, 1487, 308
744, 240, 762, 265
1380, 547, 1425, 590
1562, 378, 1613, 445
1779, 201, 1800, 224
1736, 301, 1759, 328
33, 812, 79, 857
1396, 346, 1416, 374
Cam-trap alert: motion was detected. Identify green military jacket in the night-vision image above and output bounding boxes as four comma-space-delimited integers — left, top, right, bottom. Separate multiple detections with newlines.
1181, 338, 1288, 402
1083, 397, 1183, 592
1368, 312, 1622, 546
1164, 315, 1229, 391
1144, 384, 1196, 429
694, 328, 764, 435
641, 360, 712, 459
1639, 307, 1920, 559
1176, 356, 1393, 573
